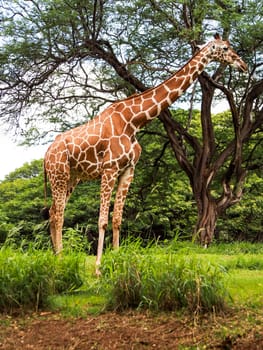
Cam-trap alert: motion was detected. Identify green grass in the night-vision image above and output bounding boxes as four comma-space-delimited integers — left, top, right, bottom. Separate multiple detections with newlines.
228, 269, 263, 307
167, 240, 263, 255
97, 240, 263, 314
0, 240, 262, 316
48, 291, 106, 317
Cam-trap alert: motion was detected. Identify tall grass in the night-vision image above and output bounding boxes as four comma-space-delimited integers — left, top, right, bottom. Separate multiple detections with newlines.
100, 240, 228, 314
167, 240, 263, 255
0, 247, 84, 313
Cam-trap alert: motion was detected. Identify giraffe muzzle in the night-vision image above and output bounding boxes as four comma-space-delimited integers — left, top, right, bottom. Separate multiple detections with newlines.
236, 59, 248, 73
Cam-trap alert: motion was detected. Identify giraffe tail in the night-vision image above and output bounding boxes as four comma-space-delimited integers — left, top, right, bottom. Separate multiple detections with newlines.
41, 162, 50, 220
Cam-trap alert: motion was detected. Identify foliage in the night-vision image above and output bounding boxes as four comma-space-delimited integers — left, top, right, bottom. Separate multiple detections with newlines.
216, 172, 263, 242
0, 247, 84, 313
62, 226, 92, 253
0, 160, 45, 243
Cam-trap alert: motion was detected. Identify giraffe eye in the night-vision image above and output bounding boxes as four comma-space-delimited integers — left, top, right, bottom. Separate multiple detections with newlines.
223, 47, 228, 51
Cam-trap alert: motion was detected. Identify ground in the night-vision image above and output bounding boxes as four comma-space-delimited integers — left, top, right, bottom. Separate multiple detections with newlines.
0, 309, 262, 349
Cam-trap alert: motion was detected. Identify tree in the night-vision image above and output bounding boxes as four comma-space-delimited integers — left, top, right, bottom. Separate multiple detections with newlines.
0, 0, 262, 243
0, 160, 44, 242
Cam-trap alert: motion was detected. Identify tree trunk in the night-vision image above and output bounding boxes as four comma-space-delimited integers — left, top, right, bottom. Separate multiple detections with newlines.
194, 190, 218, 246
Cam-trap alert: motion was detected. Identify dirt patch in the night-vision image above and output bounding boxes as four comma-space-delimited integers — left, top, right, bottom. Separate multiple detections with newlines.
0, 310, 262, 349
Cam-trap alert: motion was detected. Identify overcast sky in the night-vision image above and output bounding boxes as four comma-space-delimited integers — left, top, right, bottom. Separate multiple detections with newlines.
0, 134, 47, 180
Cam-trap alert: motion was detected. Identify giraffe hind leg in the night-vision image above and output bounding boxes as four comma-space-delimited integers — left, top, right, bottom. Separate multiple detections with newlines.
49, 183, 68, 255
47, 177, 78, 254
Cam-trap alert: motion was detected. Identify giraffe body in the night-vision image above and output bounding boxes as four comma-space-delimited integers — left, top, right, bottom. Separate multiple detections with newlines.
44, 34, 247, 274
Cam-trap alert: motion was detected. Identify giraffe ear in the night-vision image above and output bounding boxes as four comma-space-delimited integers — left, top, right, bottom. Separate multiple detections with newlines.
214, 33, 221, 40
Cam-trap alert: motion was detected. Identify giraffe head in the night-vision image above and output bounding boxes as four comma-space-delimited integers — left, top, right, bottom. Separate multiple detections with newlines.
206, 33, 247, 72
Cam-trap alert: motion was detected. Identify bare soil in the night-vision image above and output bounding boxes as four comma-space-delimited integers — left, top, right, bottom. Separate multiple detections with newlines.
0, 309, 262, 349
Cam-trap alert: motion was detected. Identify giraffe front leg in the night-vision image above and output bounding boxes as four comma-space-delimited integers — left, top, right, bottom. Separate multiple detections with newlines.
96, 171, 117, 276
112, 166, 135, 249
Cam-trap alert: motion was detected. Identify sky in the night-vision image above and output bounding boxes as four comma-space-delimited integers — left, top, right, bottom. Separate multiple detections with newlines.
0, 134, 47, 180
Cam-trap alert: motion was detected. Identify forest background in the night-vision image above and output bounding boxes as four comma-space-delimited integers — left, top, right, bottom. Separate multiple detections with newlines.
0, 0, 262, 251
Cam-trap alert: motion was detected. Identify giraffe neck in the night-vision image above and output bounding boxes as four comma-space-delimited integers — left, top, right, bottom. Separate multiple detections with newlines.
125, 44, 212, 130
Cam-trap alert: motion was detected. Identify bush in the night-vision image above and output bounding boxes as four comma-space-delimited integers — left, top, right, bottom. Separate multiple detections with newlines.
0, 248, 84, 313
100, 241, 228, 314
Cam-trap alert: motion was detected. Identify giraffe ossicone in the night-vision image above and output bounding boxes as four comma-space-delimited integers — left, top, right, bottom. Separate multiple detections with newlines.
43, 34, 247, 275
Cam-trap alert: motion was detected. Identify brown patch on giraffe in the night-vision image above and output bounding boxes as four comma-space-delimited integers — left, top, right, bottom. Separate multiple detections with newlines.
130, 104, 142, 114
95, 139, 108, 154
87, 135, 100, 146
154, 85, 168, 103
69, 156, 78, 168
74, 137, 85, 147
121, 107, 133, 120
142, 99, 153, 110
48, 153, 56, 164
66, 143, 74, 154
189, 65, 197, 74
57, 162, 68, 174
65, 135, 73, 144
100, 122, 113, 139
59, 151, 68, 163
86, 164, 99, 177
118, 154, 130, 167
181, 78, 191, 92
160, 99, 169, 110
72, 145, 81, 159
176, 65, 190, 77
113, 101, 126, 112
78, 151, 86, 163
79, 140, 89, 151
112, 114, 127, 135
164, 77, 181, 90
148, 105, 159, 117
110, 137, 123, 155
120, 135, 131, 153
84, 147, 97, 164
123, 123, 135, 136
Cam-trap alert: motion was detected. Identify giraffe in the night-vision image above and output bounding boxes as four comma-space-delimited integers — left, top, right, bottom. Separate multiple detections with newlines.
43, 34, 247, 275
